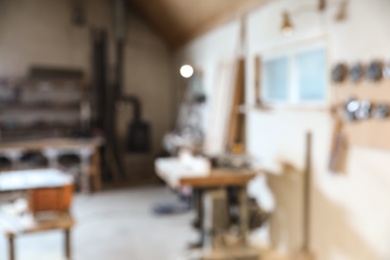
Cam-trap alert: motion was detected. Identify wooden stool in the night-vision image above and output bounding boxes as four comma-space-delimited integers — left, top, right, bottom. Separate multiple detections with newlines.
1, 211, 75, 260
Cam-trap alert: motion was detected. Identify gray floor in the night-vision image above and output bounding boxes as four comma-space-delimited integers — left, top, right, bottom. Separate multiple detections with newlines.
0, 187, 197, 260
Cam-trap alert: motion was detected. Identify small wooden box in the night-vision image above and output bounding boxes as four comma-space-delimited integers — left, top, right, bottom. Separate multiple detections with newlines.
28, 184, 73, 214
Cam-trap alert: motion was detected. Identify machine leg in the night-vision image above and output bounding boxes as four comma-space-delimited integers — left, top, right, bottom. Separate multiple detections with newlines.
238, 186, 249, 243
190, 188, 205, 248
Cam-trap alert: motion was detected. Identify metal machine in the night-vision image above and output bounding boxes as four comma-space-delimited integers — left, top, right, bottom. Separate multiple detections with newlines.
199, 188, 268, 260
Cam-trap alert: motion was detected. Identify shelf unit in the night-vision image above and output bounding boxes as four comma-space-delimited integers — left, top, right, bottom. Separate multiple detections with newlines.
0, 78, 89, 142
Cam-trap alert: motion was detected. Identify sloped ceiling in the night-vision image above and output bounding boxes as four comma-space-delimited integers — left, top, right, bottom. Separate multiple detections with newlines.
129, 0, 268, 49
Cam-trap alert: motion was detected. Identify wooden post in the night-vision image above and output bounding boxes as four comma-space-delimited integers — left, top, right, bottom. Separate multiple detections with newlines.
293, 132, 316, 260
64, 229, 71, 260
303, 132, 312, 252
254, 56, 261, 105
8, 233, 15, 260
92, 148, 102, 191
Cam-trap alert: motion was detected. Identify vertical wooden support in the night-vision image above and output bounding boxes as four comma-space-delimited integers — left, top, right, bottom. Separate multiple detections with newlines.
92, 148, 102, 191
254, 56, 262, 105
8, 233, 15, 260
80, 148, 92, 193
64, 229, 71, 260
226, 58, 246, 152
226, 15, 247, 153
303, 132, 312, 252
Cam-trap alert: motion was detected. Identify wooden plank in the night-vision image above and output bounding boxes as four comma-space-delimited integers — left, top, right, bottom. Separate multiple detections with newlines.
180, 169, 256, 188
254, 55, 262, 105
0, 138, 102, 151
226, 58, 246, 152
1, 212, 74, 235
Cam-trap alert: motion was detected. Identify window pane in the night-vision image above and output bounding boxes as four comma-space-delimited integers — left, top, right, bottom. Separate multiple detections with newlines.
297, 49, 326, 101
264, 57, 288, 101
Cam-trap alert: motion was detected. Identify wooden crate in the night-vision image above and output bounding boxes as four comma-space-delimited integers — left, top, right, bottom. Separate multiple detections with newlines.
28, 184, 73, 214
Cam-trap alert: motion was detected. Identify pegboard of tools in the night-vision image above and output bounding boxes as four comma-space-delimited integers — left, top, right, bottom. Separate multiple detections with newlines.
332, 60, 390, 149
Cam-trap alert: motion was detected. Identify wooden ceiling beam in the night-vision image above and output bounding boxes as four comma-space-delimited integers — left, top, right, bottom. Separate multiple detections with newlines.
173, 0, 271, 49
128, 0, 271, 50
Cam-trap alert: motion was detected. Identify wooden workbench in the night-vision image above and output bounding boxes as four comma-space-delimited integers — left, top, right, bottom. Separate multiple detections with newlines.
180, 168, 256, 188
155, 157, 259, 250
0, 138, 103, 192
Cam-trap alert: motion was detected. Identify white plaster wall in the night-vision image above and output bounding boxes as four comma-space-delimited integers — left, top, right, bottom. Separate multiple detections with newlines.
0, 0, 174, 179
175, 0, 390, 259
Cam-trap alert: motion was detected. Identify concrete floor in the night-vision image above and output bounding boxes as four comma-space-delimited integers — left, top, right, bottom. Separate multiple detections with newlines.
0, 186, 286, 260
0, 187, 197, 260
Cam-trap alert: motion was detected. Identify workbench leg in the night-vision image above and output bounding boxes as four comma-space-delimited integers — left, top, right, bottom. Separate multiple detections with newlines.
8, 234, 15, 260
81, 172, 90, 194
64, 229, 71, 260
92, 149, 102, 191
238, 186, 249, 244
80, 149, 92, 193
197, 189, 206, 247
190, 188, 205, 248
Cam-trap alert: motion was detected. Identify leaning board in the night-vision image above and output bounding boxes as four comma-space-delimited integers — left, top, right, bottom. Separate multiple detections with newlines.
333, 79, 390, 150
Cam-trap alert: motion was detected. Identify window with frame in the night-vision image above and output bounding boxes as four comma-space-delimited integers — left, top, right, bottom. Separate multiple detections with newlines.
262, 44, 327, 105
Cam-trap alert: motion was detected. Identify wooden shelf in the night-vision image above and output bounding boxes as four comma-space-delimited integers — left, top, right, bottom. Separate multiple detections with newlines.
0, 77, 88, 142
0, 79, 86, 90
241, 104, 329, 113
0, 125, 79, 142
0, 102, 80, 112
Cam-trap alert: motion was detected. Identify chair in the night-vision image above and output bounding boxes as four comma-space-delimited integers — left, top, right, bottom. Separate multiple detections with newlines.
1, 210, 75, 260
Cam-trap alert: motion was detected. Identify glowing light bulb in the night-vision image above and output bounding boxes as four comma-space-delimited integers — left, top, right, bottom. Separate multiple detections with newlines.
180, 65, 194, 78
281, 12, 294, 36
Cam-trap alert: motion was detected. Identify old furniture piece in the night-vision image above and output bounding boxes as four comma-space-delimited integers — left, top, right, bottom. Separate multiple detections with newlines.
0, 76, 89, 142
0, 138, 102, 192
0, 168, 75, 260
155, 158, 259, 259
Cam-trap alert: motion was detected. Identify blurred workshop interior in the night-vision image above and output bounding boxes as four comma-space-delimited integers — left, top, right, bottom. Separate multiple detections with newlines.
0, 0, 389, 259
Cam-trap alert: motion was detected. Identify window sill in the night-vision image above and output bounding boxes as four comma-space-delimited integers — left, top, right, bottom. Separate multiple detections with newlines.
240, 103, 330, 113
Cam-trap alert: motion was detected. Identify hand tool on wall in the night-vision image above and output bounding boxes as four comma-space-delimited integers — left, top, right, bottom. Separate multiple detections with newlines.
328, 108, 348, 173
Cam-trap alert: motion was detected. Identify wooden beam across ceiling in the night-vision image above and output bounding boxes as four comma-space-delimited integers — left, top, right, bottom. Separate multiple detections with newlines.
129, 0, 269, 50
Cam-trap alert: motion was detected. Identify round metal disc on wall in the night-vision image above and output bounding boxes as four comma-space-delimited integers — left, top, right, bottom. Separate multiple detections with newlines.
349, 63, 364, 83
332, 63, 348, 83
367, 60, 383, 82
344, 97, 360, 121
372, 103, 390, 119
355, 101, 372, 120
383, 62, 390, 79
